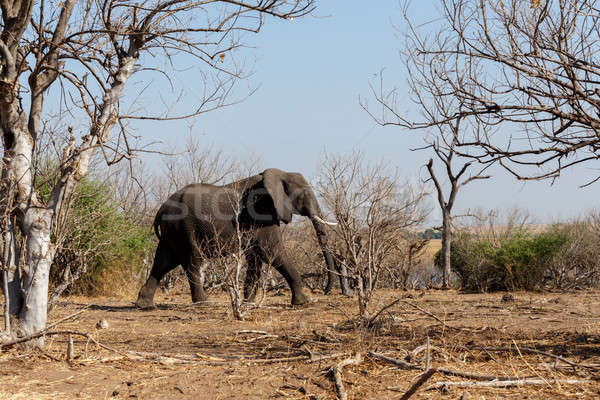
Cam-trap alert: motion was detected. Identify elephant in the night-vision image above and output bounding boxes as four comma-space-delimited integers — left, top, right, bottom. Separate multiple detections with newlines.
135, 168, 352, 309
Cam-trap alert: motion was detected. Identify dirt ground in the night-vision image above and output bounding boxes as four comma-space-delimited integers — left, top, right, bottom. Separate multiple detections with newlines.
1, 288, 599, 399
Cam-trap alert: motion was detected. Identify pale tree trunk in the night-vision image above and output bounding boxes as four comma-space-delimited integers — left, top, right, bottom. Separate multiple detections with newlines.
2, 219, 21, 317
0, 50, 137, 347
441, 210, 452, 289
17, 208, 55, 344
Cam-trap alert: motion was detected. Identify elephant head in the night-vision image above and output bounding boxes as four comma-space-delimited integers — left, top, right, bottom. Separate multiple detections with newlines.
239, 168, 351, 294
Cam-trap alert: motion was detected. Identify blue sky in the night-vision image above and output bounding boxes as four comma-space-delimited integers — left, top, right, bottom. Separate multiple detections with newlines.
138, 1, 600, 223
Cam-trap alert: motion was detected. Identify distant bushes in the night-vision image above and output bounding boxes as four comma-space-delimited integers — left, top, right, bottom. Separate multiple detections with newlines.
436, 215, 600, 292
545, 218, 600, 289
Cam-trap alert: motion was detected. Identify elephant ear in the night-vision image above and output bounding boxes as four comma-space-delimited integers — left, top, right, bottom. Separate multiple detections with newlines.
262, 169, 294, 224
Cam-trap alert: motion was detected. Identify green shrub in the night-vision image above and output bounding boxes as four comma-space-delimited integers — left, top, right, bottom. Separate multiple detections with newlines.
436, 230, 568, 292
48, 177, 154, 298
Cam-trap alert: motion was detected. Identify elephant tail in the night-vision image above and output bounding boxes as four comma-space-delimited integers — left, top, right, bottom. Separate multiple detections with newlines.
153, 208, 163, 240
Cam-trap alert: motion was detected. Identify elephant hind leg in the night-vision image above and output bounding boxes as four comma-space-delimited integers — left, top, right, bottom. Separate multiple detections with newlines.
136, 242, 179, 309
243, 251, 262, 303
184, 261, 208, 303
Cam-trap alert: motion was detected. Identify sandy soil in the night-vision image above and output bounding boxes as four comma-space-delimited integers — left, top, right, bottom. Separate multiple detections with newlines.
1, 288, 599, 399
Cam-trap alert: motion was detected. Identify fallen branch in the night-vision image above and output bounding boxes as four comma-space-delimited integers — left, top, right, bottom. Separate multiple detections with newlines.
246, 351, 349, 364
398, 299, 471, 332
427, 379, 588, 390
46, 307, 89, 331
369, 352, 533, 381
369, 351, 419, 369
474, 346, 600, 371
399, 368, 437, 400
329, 353, 362, 400
1, 307, 89, 348
367, 298, 402, 326
308, 352, 350, 363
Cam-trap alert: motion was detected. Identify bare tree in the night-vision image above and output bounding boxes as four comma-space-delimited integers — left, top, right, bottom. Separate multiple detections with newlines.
161, 135, 235, 193
422, 126, 491, 289
317, 151, 429, 319
0, 0, 315, 347
365, 78, 493, 289
380, 0, 600, 185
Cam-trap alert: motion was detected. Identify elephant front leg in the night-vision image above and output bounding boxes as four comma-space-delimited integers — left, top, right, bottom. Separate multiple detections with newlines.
270, 254, 309, 306
136, 242, 178, 309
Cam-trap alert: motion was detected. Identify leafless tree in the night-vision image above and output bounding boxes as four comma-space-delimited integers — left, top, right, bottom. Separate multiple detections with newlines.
0, 0, 315, 347
161, 135, 235, 194
317, 151, 429, 319
381, 234, 429, 289
422, 125, 491, 289
378, 0, 600, 185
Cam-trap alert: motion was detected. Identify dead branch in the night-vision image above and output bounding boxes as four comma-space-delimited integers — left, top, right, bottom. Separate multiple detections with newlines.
1, 307, 88, 347
367, 297, 402, 326
329, 353, 362, 400
473, 346, 600, 371
399, 368, 437, 400
426, 379, 588, 390
369, 351, 419, 369
398, 299, 471, 332
369, 352, 534, 381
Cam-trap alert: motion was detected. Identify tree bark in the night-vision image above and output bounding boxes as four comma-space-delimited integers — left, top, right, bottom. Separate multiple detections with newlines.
2, 220, 21, 317
441, 210, 452, 289
17, 208, 55, 346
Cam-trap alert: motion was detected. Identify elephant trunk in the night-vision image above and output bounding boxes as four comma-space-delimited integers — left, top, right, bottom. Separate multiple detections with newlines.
309, 213, 353, 296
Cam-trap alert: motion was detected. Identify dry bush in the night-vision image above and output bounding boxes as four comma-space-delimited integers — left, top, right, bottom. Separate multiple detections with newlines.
378, 235, 430, 289
546, 213, 600, 289
281, 221, 328, 291
316, 151, 430, 318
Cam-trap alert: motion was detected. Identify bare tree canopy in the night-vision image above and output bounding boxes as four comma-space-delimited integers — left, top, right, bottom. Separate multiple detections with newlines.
372, 0, 600, 185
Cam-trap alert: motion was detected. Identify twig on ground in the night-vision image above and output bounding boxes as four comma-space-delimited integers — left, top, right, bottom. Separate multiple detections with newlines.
1, 307, 89, 348
328, 303, 353, 322
425, 336, 431, 371
367, 298, 402, 326
399, 368, 437, 400
46, 307, 89, 331
474, 346, 600, 371
329, 353, 362, 400
426, 379, 588, 390
398, 299, 471, 332
369, 351, 534, 381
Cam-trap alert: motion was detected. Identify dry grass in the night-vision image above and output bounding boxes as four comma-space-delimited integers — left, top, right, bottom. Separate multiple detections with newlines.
421, 239, 441, 264
1, 288, 599, 399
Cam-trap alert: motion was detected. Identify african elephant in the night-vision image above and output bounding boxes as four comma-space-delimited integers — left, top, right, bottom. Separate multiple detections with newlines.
135, 168, 352, 309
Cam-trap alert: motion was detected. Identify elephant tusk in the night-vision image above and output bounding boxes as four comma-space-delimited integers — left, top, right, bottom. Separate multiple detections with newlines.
312, 216, 338, 226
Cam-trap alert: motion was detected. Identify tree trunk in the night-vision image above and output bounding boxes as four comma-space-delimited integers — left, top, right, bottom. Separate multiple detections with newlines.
2, 220, 21, 316
441, 211, 452, 289
17, 208, 55, 347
